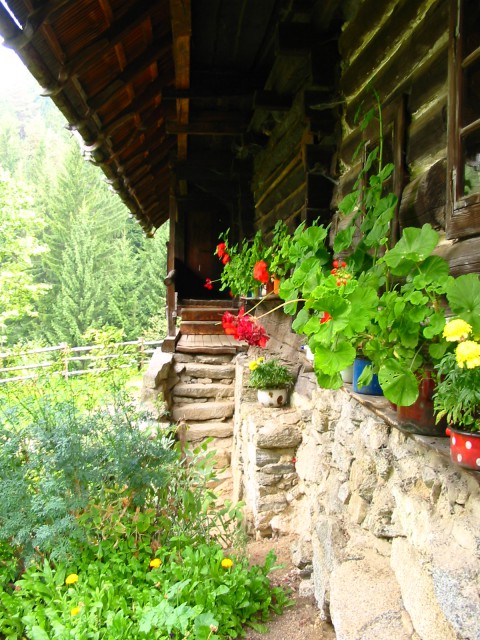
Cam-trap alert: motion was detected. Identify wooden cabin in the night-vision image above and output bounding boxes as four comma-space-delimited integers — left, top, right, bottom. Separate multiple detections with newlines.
2, 1, 480, 636
1, 0, 478, 349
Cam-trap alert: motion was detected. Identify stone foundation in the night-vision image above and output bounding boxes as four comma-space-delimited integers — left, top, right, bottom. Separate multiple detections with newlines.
232, 354, 480, 639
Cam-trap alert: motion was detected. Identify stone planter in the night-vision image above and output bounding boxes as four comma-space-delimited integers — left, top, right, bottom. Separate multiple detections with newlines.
396, 372, 447, 437
257, 388, 289, 407
446, 426, 480, 471
352, 357, 383, 396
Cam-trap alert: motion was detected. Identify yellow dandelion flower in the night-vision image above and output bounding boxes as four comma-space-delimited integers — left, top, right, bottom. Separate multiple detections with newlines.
249, 361, 258, 371
70, 606, 81, 616
221, 557, 233, 569
65, 574, 79, 585
149, 558, 162, 568
443, 318, 472, 342
456, 340, 480, 369
257, 357, 265, 364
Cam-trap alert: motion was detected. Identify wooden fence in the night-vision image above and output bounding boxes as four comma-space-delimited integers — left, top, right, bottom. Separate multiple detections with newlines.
0, 339, 163, 384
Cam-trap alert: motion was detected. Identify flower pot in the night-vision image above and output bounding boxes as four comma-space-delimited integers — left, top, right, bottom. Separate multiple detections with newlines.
303, 345, 314, 362
352, 357, 383, 396
396, 373, 447, 437
257, 388, 289, 407
273, 278, 281, 295
341, 365, 354, 384
446, 427, 480, 471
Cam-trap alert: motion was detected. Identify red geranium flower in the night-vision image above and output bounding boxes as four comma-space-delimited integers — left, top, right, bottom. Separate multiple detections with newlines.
320, 312, 332, 324
216, 242, 227, 258
204, 278, 213, 290
253, 260, 269, 284
221, 308, 270, 347
222, 254, 231, 265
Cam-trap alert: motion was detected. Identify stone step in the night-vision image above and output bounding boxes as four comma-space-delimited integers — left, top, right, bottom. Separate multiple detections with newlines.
172, 401, 234, 422
183, 421, 234, 441
177, 362, 235, 380
173, 383, 234, 400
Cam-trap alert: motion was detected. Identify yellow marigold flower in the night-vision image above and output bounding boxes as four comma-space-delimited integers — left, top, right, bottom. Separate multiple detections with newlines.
149, 558, 161, 568
65, 574, 79, 586
70, 606, 81, 616
443, 318, 472, 342
249, 361, 258, 371
456, 340, 480, 369
221, 557, 233, 569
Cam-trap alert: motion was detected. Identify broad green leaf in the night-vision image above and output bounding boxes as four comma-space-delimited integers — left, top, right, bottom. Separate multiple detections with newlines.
291, 307, 311, 333
446, 273, 480, 333
378, 360, 419, 406
333, 226, 356, 253
412, 256, 451, 291
382, 224, 439, 274
428, 341, 448, 361
313, 341, 356, 375
28, 628, 50, 640
346, 287, 379, 332
338, 191, 360, 216
423, 311, 445, 339
313, 369, 344, 389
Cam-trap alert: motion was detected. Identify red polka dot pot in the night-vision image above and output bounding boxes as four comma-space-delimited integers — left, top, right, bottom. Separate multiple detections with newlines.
445, 427, 480, 471
257, 388, 289, 407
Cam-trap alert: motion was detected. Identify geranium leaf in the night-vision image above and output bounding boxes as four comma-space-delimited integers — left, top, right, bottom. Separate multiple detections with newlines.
382, 224, 439, 274
338, 191, 360, 216
333, 226, 356, 254
378, 360, 419, 406
313, 369, 344, 389
291, 307, 310, 332
313, 341, 356, 374
446, 273, 480, 333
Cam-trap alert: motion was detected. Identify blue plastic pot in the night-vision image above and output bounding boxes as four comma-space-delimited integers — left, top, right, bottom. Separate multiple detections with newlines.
352, 357, 383, 396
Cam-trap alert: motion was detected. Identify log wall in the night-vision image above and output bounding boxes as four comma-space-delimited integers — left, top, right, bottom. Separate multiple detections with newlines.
337, 0, 480, 266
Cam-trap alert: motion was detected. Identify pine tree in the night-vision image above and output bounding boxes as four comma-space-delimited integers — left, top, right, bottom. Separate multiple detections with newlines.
137, 223, 168, 338
104, 230, 141, 340
48, 204, 106, 345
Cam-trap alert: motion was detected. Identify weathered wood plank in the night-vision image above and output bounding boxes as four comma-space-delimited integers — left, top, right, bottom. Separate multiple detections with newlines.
399, 159, 447, 230
344, 0, 448, 125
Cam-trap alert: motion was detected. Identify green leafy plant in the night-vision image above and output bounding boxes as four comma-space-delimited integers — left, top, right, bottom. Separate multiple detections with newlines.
0, 374, 289, 639
433, 274, 480, 432
362, 224, 452, 405
248, 358, 295, 390
217, 229, 268, 296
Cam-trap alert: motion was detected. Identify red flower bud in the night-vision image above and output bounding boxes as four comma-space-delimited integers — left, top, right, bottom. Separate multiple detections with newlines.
341, 261, 347, 268
332, 260, 339, 268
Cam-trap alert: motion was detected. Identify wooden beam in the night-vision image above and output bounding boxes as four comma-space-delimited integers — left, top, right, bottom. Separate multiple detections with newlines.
0, 3, 22, 41
57, 1, 158, 81
166, 120, 247, 136
275, 22, 314, 57
162, 86, 253, 100
169, 0, 191, 162
253, 90, 293, 111
86, 40, 172, 109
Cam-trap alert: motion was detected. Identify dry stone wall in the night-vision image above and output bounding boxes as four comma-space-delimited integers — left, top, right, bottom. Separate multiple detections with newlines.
232, 353, 480, 640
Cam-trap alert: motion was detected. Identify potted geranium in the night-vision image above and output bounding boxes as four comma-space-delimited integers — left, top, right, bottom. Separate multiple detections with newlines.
433, 274, 480, 469
248, 357, 295, 407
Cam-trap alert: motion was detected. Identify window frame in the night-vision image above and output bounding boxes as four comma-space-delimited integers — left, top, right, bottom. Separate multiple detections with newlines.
447, 0, 480, 239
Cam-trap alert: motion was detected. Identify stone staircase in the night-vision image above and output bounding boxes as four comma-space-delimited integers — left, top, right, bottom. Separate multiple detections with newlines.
171, 346, 237, 489
178, 299, 239, 335
174, 299, 238, 481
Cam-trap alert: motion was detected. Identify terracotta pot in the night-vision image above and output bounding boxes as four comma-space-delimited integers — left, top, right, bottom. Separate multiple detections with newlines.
446, 427, 480, 471
396, 372, 448, 437
265, 280, 275, 294
273, 278, 281, 294
352, 357, 383, 396
257, 388, 288, 407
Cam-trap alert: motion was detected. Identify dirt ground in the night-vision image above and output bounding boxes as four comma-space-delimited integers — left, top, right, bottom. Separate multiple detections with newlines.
244, 536, 336, 640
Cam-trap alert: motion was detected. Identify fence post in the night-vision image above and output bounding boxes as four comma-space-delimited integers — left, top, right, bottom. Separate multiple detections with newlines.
138, 337, 145, 370
61, 342, 69, 379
